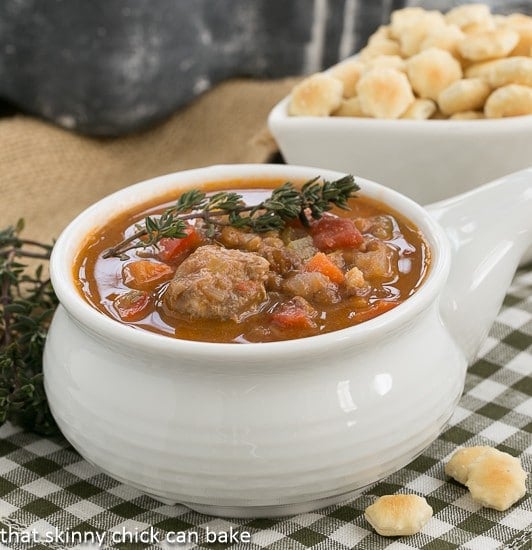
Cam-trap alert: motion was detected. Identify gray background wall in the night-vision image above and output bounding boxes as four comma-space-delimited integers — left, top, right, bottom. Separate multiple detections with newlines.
0, 0, 529, 135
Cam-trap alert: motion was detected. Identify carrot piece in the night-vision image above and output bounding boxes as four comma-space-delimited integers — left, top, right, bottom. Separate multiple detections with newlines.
122, 260, 173, 291
157, 226, 201, 262
305, 252, 345, 284
113, 290, 151, 322
271, 298, 317, 330
354, 300, 400, 324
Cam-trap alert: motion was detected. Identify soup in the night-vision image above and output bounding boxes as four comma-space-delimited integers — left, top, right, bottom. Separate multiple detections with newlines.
74, 178, 430, 343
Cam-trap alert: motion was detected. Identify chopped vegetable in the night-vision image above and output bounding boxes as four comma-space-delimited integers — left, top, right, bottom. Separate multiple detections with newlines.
353, 240, 392, 280
283, 272, 339, 305
305, 252, 345, 284
310, 214, 363, 251
288, 236, 317, 261
122, 260, 173, 291
113, 290, 151, 321
271, 297, 318, 330
157, 226, 202, 262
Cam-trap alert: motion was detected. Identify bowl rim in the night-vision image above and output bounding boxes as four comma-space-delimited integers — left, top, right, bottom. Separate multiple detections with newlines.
50, 163, 451, 360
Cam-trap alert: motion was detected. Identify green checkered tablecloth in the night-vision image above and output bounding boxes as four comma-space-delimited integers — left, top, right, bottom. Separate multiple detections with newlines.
0, 270, 530, 550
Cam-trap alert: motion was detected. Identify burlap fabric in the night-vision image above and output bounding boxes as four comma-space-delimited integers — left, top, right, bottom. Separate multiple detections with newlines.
1, 77, 298, 243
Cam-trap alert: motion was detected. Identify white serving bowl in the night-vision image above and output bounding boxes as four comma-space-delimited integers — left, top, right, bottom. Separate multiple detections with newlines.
43, 164, 532, 518
268, 89, 532, 205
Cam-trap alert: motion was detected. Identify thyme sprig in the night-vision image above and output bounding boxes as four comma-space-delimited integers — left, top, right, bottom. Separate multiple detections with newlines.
0, 220, 58, 435
104, 175, 359, 259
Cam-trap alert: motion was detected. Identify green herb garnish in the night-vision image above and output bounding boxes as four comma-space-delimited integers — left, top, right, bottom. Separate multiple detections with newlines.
0, 220, 58, 435
103, 175, 359, 259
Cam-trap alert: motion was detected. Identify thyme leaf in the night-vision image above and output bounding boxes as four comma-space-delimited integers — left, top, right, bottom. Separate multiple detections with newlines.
0, 222, 58, 435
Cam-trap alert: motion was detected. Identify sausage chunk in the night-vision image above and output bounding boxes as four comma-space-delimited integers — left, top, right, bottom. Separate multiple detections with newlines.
162, 245, 270, 321
257, 237, 302, 273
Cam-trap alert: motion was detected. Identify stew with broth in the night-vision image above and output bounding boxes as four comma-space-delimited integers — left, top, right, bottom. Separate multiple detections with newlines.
74, 178, 430, 343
